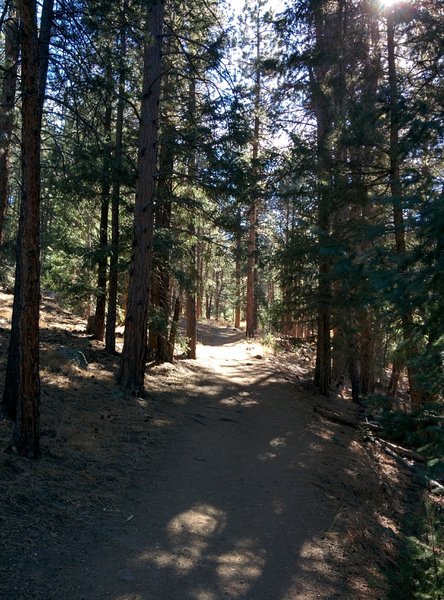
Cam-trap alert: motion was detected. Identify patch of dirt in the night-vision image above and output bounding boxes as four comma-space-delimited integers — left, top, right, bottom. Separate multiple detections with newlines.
0, 292, 417, 599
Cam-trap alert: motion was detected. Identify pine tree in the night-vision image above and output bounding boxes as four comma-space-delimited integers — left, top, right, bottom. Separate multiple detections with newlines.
118, 0, 165, 393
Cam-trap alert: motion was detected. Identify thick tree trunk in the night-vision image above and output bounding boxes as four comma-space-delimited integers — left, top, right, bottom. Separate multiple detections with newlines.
3, 0, 42, 457
0, 1, 19, 247
118, 0, 164, 393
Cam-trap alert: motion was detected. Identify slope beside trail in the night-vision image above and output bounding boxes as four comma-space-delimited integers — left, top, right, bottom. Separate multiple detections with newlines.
0, 296, 411, 600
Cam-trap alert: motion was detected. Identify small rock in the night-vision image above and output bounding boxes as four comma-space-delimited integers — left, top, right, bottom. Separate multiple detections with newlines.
57, 347, 88, 368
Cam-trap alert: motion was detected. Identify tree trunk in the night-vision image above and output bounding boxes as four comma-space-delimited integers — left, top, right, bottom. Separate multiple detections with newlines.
149, 121, 174, 363
168, 296, 180, 361
186, 220, 197, 359
196, 234, 204, 320
214, 270, 221, 321
105, 7, 127, 354
311, 6, 333, 397
360, 312, 375, 395
0, 1, 19, 247
246, 13, 261, 339
205, 291, 212, 320
387, 11, 423, 408
354, 1, 381, 397
3, 0, 42, 457
37, 0, 54, 117
118, 0, 165, 393
185, 78, 197, 359
92, 99, 112, 341
246, 195, 257, 338
387, 353, 403, 398
234, 223, 241, 328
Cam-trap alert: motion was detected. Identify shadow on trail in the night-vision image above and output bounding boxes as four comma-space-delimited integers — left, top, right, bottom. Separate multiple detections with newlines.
75, 357, 374, 600
0, 318, 396, 600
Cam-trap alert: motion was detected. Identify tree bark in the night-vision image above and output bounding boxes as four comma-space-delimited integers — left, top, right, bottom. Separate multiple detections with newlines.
186, 221, 197, 359
91, 96, 112, 341
37, 0, 54, 117
149, 120, 174, 363
185, 78, 197, 359
387, 11, 423, 408
118, 0, 164, 393
246, 10, 261, 339
3, 0, 42, 457
311, 6, 333, 397
0, 1, 19, 247
168, 296, 180, 361
105, 6, 127, 353
234, 221, 241, 328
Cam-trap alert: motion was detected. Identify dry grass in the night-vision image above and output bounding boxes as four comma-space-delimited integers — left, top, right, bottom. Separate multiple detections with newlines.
0, 292, 172, 598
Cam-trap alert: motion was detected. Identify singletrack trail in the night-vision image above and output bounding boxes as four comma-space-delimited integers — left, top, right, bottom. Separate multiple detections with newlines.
72, 324, 375, 600
1, 307, 399, 600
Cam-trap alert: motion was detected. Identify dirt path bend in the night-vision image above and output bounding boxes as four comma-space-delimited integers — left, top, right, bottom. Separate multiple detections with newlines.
71, 325, 377, 600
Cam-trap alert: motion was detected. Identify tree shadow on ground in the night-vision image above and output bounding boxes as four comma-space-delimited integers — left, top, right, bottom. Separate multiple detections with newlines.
0, 320, 410, 600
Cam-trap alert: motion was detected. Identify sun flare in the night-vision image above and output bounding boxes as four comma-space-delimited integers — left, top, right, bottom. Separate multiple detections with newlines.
379, 0, 405, 8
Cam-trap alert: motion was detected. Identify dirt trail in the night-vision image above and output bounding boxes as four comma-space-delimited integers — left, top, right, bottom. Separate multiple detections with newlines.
65, 325, 375, 600
1, 306, 406, 599
85, 336, 330, 598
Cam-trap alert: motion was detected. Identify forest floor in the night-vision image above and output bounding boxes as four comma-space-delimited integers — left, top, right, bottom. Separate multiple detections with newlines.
0, 291, 420, 600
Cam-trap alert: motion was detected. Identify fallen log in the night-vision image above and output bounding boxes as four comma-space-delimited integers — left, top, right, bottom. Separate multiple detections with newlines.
314, 406, 426, 463
383, 440, 426, 463
313, 406, 358, 428
372, 438, 416, 470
